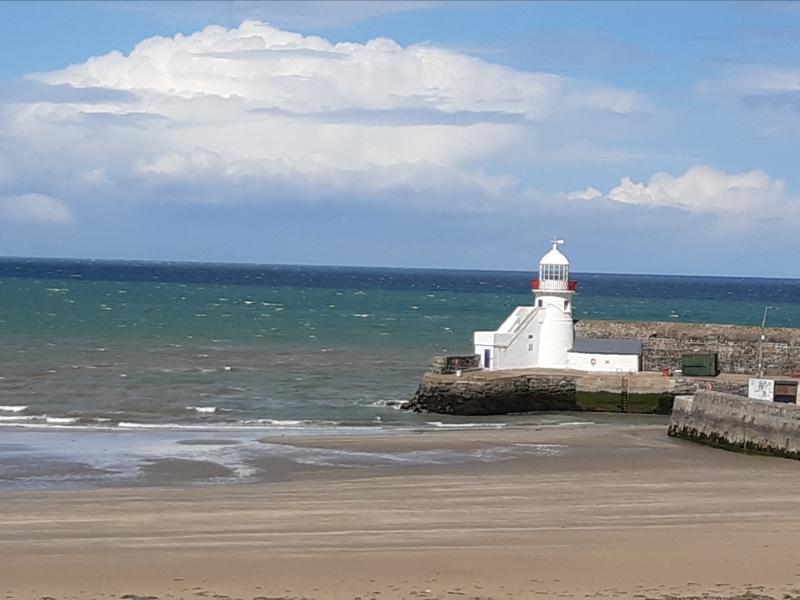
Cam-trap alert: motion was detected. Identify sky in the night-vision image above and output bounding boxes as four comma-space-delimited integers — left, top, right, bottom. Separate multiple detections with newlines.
0, 1, 799, 276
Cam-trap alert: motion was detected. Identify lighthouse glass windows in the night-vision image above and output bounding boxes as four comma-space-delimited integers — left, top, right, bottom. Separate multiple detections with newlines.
539, 264, 569, 281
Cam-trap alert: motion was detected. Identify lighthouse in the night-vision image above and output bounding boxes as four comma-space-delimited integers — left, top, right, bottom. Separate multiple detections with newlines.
531, 239, 576, 368
473, 239, 641, 373
473, 239, 576, 370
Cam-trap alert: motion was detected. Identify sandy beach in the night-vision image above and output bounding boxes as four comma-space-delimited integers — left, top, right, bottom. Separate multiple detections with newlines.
2, 424, 800, 600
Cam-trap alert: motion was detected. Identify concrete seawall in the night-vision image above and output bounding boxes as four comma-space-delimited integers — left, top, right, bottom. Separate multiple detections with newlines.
668, 391, 800, 459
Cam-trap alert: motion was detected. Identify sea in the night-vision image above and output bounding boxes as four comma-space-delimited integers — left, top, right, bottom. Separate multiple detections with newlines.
1, 258, 799, 488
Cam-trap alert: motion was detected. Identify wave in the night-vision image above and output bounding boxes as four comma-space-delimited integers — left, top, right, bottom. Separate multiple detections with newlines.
0, 414, 79, 424
186, 406, 217, 414
242, 418, 304, 426
368, 399, 404, 410
0, 405, 27, 413
426, 421, 507, 429
45, 416, 78, 424
118, 422, 216, 430
0, 414, 81, 427
0, 413, 597, 433
0, 416, 342, 431
117, 419, 318, 430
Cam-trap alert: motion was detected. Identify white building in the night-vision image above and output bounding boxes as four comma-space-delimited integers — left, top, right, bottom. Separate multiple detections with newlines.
473, 240, 640, 373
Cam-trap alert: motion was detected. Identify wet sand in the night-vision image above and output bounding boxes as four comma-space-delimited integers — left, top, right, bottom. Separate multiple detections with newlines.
2, 424, 800, 599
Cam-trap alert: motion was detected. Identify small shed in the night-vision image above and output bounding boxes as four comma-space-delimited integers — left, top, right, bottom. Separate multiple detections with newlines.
567, 337, 642, 373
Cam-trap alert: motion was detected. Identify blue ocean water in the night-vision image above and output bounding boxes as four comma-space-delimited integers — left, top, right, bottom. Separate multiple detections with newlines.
1, 258, 799, 431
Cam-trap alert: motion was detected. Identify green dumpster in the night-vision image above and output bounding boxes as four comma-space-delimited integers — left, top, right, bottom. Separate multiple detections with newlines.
681, 353, 718, 377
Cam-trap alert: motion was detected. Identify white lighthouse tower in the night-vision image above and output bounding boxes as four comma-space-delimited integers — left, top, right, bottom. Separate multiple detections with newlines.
473, 239, 577, 371
532, 239, 575, 368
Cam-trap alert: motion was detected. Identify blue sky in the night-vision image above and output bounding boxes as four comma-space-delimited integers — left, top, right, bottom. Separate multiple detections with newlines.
0, 1, 799, 276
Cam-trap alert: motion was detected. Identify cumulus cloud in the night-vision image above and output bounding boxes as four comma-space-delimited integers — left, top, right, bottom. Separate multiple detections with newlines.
1, 193, 75, 224
566, 186, 602, 201
37, 21, 645, 119
0, 20, 650, 212
569, 165, 790, 214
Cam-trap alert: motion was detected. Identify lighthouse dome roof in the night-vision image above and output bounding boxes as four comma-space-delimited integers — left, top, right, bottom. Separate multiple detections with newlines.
539, 241, 569, 266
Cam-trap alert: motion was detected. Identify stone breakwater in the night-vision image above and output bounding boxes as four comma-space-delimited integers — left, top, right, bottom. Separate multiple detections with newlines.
669, 391, 800, 459
404, 373, 577, 415
402, 368, 705, 415
405, 317, 800, 416
575, 319, 800, 376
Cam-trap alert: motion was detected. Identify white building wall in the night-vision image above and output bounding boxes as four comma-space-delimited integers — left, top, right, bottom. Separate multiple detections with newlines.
474, 306, 543, 370
566, 352, 640, 373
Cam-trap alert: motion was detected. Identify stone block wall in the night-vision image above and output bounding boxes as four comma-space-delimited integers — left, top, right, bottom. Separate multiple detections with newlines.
575, 320, 800, 376
427, 355, 481, 375
668, 390, 800, 459
405, 374, 577, 415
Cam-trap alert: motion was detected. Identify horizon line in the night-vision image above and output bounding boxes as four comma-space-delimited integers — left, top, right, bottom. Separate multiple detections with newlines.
0, 253, 797, 282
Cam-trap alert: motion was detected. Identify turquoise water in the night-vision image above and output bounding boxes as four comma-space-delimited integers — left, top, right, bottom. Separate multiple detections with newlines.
0, 259, 799, 430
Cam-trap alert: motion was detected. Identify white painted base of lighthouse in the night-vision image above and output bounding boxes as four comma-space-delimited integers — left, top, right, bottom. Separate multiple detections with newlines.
474, 294, 574, 370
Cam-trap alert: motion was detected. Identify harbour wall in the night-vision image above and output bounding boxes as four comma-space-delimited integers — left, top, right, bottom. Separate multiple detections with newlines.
668, 391, 800, 459
406, 319, 800, 416
406, 374, 578, 415
575, 320, 800, 376
404, 368, 690, 415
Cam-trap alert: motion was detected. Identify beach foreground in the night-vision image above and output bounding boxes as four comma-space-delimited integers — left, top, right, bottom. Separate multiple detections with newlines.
2, 424, 800, 600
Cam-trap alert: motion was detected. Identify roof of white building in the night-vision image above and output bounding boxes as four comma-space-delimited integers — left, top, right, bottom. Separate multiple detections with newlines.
570, 337, 642, 356
540, 241, 569, 266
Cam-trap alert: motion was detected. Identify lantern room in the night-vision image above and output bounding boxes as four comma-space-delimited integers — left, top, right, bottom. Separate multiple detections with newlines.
531, 239, 578, 293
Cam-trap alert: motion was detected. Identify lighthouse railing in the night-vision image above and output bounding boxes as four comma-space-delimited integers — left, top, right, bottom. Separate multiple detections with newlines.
531, 279, 578, 291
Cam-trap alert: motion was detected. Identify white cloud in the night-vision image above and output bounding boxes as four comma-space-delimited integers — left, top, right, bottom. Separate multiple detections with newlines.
569, 165, 789, 215
0, 20, 649, 210
2, 193, 75, 224
38, 21, 645, 119
566, 186, 602, 201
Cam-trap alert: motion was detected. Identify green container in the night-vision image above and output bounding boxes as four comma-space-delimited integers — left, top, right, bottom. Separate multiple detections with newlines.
681, 353, 718, 377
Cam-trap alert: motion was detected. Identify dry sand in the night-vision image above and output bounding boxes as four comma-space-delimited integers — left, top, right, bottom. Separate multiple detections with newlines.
2, 424, 800, 599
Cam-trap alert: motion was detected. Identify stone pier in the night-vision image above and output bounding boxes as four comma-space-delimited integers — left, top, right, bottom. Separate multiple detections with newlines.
668, 390, 800, 459
405, 371, 577, 415
403, 367, 748, 416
